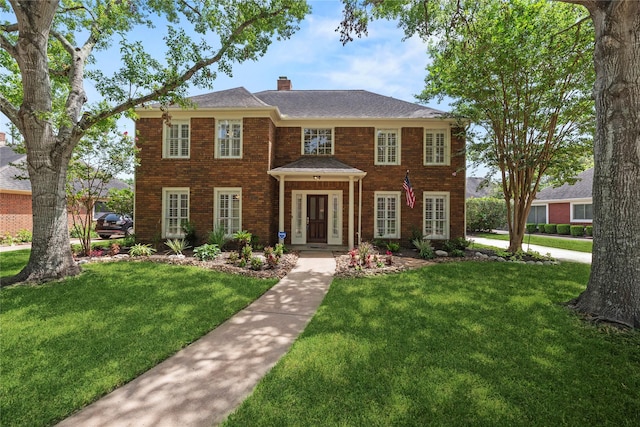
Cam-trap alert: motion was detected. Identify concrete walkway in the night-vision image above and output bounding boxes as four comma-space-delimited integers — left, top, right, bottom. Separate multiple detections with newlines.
56, 252, 336, 427
470, 236, 592, 264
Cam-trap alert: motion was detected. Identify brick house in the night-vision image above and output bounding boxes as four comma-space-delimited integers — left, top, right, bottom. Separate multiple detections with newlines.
0, 132, 130, 237
528, 168, 593, 225
134, 77, 466, 249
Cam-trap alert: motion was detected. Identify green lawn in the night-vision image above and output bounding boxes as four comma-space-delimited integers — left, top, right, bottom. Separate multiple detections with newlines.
224, 262, 640, 426
474, 232, 593, 253
1, 253, 277, 427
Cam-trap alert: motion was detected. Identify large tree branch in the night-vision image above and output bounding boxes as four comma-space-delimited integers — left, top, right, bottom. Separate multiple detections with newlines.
0, 23, 19, 58
0, 95, 20, 128
79, 6, 290, 131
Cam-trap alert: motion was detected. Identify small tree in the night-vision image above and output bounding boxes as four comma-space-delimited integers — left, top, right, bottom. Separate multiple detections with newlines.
105, 187, 134, 217
66, 124, 135, 256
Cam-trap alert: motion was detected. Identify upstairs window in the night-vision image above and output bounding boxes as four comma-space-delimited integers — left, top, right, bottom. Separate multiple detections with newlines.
303, 128, 333, 155
216, 119, 242, 158
163, 120, 190, 158
375, 129, 400, 165
424, 129, 449, 165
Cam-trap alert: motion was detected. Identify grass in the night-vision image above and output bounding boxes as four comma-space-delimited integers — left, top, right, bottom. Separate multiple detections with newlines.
224, 262, 640, 426
474, 232, 593, 253
1, 253, 277, 427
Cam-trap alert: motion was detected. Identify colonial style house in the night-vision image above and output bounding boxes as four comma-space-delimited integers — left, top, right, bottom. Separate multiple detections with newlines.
528, 168, 593, 225
134, 77, 466, 249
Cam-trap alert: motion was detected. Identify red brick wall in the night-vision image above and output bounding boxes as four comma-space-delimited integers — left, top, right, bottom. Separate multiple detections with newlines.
136, 119, 466, 246
0, 192, 33, 235
548, 202, 570, 224
135, 117, 278, 246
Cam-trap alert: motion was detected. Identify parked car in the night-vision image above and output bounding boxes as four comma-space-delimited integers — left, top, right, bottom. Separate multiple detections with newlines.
96, 213, 134, 239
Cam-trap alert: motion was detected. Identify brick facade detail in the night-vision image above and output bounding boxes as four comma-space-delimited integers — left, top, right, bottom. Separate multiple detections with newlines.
136, 114, 466, 247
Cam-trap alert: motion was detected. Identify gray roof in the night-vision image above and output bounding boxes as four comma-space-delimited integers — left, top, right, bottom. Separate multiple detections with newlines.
466, 177, 494, 199
184, 87, 447, 119
0, 146, 30, 192
535, 168, 593, 201
0, 145, 130, 195
270, 156, 365, 175
254, 90, 445, 119
188, 87, 270, 109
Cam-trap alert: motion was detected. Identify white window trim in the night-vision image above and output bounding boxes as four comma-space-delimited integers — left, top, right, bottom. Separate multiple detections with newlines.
374, 128, 401, 165
423, 129, 450, 166
301, 127, 334, 156
215, 119, 243, 159
162, 119, 190, 159
162, 187, 189, 239
570, 200, 593, 223
214, 187, 243, 236
374, 191, 401, 239
423, 191, 450, 240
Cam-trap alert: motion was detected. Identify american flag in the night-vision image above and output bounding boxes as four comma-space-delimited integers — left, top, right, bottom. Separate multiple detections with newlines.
403, 172, 416, 209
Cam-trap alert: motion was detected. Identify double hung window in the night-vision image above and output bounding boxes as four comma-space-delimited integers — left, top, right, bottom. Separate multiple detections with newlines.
423, 192, 449, 239
375, 192, 400, 239
163, 121, 190, 158
376, 129, 399, 165
216, 119, 242, 158
424, 129, 449, 165
215, 188, 242, 235
163, 188, 189, 238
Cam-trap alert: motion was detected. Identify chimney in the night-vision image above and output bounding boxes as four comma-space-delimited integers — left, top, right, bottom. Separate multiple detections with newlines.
277, 76, 292, 91
0, 132, 5, 146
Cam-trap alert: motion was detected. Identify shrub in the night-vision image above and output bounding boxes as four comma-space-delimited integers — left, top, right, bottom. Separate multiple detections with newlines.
208, 226, 228, 247
165, 238, 190, 255
274, 243, 284, 257
241, 244, 253, 262
2, 232, 15, 245
250, 256, 263, 270
544, 224, 557, 234
358, 241, 375, 265
557, 224, 571, 235
412, 238, 435, 259
570, 225, 585, 237
16, 229, 32, 243
409, 225, 423, 248
181, 221, 197, 247
193, 244, 221, 261
466, 197, 508, 232
525, 223, 538, 233
122, 234, 136, 247
386, 242, 400, 253
128, 243, 156, 257
227, 252, 239, 264
442, 237, 471, 253
586, 225, 593, 236
108, 243, 121, 256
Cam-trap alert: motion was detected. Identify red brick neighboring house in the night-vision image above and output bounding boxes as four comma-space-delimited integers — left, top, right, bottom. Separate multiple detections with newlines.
134, 77, 466, 248
0, 132, 130, 236
528, 168, 593, 225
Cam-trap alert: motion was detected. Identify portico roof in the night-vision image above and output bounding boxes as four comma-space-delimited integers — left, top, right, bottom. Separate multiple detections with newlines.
268, 156, 366, 181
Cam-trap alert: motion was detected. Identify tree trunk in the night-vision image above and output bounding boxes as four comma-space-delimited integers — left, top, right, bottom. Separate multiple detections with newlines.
570, 2, 640, 328
1, 0, 81, 286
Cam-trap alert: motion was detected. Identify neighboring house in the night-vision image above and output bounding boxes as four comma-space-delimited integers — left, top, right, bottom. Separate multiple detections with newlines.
466, 177, 496, 199
134, 77, 466, 248
528, 168, 593, 225
0, 133, 130, 236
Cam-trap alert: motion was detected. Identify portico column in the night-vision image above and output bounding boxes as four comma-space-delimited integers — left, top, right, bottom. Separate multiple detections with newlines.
348, 176, 354, 249
279, 175, 285, 244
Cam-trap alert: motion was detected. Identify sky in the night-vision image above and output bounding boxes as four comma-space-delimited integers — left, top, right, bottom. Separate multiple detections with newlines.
1, 0, 485, 176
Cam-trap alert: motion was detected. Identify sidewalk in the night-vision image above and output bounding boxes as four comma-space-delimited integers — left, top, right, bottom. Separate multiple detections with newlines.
56, 251, 336, 427
470, 236, 592, 264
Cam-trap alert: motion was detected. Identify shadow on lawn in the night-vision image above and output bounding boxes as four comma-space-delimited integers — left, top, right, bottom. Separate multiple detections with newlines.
226, 262, 640, 427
